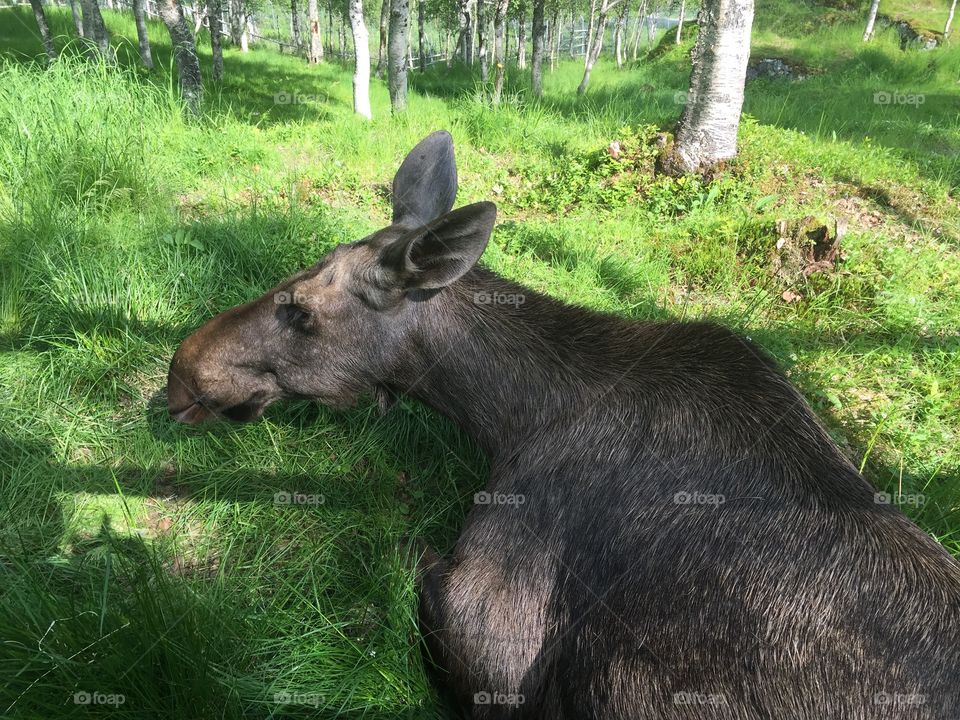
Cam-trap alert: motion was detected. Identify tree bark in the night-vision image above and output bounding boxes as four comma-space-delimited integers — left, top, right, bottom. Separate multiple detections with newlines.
492, 0, 509, 102
290, 0, 302, 48
29, 0, 58, 61
388, 0, 410, 110
675, 0, 684, 43
666, 0, 754, 174
577, 0, 617, 93
945, 0, 957, 36
456, 0, 473, 62
308, 0, 323, 61
349, 0, 372, 118
158, 0, 203, 113
132, 0, 154, 67
418, 0, 426, 69
862, 0, 880, 41
549, 9, 559, 68
530, 0, 545, 96
583, 0, 597, 61
209, 0, 223, 80
614, 0, 628, 66
373, 0, 387, 73
630, 0, 646, 60
516, 8, 526, 67
70, 0, 84, 37
80, 0, 112, 59
477, 0, 488, 82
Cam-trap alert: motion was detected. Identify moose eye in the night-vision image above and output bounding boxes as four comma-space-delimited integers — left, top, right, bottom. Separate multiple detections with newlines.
286, 304, 313, 330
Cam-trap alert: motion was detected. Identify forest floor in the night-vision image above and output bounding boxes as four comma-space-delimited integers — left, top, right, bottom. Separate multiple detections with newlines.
0, 2, 958, 717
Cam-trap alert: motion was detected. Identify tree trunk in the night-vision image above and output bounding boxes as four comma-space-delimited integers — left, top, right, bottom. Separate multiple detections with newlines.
862, 0, 880, 41
240, 15, 249, 49
666, 0, 754, 174
516, 8, 526, 67
158, 0, 203, 113
209, 0, 223, 80
614, 0, 628, 66
80, 0, 112, 59
132, 0, 154, 67
675, 0, 684, 43
583, 0, 597, 62
549, 9, 559, 68
291, 0, 302, 48
946, 0, 958, 36
577, 0, 617, 93
348, 0, 372, 117
308, 0, 323, 61
29, 0, 58, 61
70, 0, 84, 37
531, 0, 544, 95
373, 0, 387, 73
388, 0, 410, 110
631, 0, 646, 60
567, 11, 576, 56
477, 0, 488, 82
456, 0, 473, 62
338, 14, 345, 57
491, 0, 509, 102
418, 0, 426, 69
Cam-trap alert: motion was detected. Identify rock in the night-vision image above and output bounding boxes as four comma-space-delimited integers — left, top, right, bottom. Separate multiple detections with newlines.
746, 57, 809, 82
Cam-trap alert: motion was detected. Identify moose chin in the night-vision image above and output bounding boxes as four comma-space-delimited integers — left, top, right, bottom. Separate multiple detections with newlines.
169, 131, 960, 719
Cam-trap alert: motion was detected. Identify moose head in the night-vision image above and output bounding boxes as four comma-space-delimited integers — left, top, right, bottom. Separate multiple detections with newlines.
167, 131, 497, 423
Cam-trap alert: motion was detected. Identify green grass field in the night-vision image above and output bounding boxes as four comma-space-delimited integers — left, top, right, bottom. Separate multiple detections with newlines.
0, 1, 958, 716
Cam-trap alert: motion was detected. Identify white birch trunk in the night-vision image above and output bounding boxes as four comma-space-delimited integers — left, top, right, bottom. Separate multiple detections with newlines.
349, 0, 372, 118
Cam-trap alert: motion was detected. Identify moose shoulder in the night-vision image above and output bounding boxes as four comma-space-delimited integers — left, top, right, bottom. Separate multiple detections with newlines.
169, 131, 960, 719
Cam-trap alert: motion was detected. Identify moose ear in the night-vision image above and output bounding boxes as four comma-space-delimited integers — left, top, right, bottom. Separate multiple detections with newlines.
380, 202, 497, 290
391, 131, 458, 228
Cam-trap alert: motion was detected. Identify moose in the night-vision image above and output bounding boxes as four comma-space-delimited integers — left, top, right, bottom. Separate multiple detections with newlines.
169, 132, 960, 718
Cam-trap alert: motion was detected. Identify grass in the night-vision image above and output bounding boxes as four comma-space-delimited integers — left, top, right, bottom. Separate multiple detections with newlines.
1, 1, 958, 717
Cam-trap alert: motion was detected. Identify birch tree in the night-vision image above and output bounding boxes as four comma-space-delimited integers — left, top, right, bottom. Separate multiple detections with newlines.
348, 0, 372, 118
674, 0, 684, 43
69, 0, 84, 37
477, 0, 489, 82
158, 0, 204, 114
375, 0, 388, 73
516, 4, 526, 68
308, 0, 324, 61
418, 0, 426, 70
388, 0, 410, 111
291, 0, 302, 47
944, 0, 956, 37
29, 0, 57, 62
132, 0, 154, 67
531, 0, 545, 96
209, 0, 224, 80
80, 0, 112, 60
492, 0, 510, 102
613, 0, 628, 67
577, 0, 620, 94
862, 0, 880, 41
665, 0, 754, 174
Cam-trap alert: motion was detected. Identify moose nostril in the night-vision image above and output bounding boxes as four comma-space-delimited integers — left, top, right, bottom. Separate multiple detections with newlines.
167, 367, 198, 416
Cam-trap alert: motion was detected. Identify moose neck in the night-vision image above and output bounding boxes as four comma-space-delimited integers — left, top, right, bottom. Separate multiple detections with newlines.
395, 266, 628, 459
